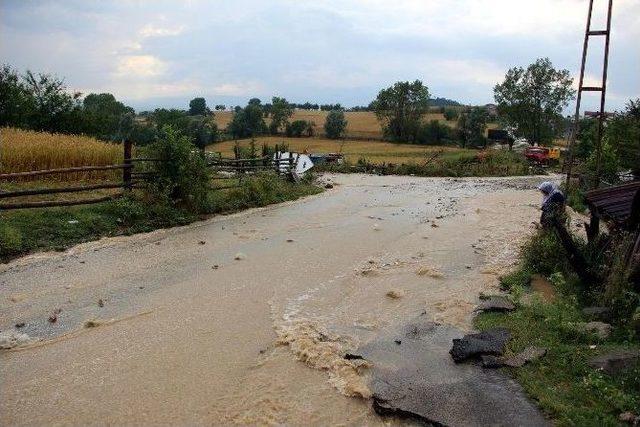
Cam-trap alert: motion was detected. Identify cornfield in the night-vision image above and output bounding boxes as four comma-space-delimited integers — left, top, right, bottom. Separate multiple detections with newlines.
0, 127, 123, 181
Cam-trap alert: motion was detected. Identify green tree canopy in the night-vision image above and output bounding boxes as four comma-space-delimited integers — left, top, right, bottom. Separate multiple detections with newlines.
371, 80, 430, 142
494, 57, 575, 145
269, 96, 294, 134
457, 107, 489, 148
188, 97, 210, 115
229, 101, 267, 138
324, 109, 348, 139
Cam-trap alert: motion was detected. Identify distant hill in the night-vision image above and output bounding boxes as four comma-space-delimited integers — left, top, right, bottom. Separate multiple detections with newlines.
429, 97, 462, 107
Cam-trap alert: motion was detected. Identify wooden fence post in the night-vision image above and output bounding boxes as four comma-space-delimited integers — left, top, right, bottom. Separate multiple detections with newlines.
123, 140, 132, 190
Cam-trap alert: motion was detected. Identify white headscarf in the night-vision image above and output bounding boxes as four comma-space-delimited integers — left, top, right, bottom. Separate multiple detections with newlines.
537, 181, 560, 207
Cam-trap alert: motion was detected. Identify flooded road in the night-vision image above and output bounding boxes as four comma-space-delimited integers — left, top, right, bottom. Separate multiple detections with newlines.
1, 173, 553, 425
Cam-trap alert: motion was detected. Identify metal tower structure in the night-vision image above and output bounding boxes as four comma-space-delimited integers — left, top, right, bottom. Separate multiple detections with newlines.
564, 0, 613, 190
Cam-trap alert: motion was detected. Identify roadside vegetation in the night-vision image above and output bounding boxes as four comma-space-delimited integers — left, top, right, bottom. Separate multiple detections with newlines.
475, 228, 640, 425
0, 171, 320, 262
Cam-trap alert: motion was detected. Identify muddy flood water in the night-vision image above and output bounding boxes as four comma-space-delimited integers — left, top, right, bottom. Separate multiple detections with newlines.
1, 173, 557, 425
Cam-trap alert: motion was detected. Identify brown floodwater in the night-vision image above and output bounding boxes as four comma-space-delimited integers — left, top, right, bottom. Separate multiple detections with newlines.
0, 173, 557, 425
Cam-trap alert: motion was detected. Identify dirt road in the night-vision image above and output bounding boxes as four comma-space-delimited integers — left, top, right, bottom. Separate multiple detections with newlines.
1, 173, 553, 425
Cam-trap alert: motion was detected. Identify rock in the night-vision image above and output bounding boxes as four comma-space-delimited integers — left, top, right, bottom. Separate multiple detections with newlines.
482, 346, 547, 368
234, 252, 246, 261
344, 353, 364, 360
619, 412, 639, 425
589, 350, 640, 375
48, 313, 57, 323
582, 306, 612, 322
198, 240, 206, 245
324, 183, 334, 189
286, 239, 294, 242
97, 298, 104, 307
450, 328, 511, 363
579, 321, 612, 339
15, 322, 25, 328
475, 296, 516, 313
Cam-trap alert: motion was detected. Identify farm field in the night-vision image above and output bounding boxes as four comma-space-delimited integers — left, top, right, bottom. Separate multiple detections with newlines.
1, 127, 123, 181
208, 136, 475, 165
213, 110, 450, 140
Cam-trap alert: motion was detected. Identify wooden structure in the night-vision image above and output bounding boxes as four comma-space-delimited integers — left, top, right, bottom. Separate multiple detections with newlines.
564, 0, 614, 190
1, 141, 302, 211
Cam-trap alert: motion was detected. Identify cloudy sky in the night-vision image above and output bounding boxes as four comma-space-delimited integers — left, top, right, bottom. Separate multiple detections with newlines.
1, 0, 638, 112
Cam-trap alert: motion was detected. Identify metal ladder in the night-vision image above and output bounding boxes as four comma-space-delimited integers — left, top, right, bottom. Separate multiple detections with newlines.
564, 0, 613, 190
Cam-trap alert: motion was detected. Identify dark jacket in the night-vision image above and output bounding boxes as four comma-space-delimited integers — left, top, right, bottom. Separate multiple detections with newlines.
541, 191, 566, 227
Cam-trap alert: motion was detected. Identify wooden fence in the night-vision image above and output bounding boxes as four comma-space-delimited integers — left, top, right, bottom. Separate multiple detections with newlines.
1, 141, 301, 211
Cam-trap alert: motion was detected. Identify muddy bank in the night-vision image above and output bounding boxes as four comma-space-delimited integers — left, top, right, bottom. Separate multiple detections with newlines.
1, 173, 556, 425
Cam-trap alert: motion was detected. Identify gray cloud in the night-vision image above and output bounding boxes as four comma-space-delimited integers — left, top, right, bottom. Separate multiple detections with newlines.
1, 0, 637, 112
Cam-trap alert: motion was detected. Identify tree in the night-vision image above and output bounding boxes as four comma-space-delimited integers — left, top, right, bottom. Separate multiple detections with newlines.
82, 93, 134, 140
371, 80, 430, 142
188, 97, 209, 115
269, 96, 294, 134
215, 104, 226, 111
443, 108, 459, 121
21, 70, 83, 133
324, 109, 348, 139
186, 116, 218, 149
457, 107, 489, 148
229, 101, 267, 138
607, 99, 640, 178
0, 65, 32, 127
494, 58, 575, 145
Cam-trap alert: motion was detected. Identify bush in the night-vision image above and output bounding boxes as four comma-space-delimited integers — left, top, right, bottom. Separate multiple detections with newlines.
146, 125, 210, 211
416, 120, 452, 145
521, 230, 569, 276
285, 120, 309, 137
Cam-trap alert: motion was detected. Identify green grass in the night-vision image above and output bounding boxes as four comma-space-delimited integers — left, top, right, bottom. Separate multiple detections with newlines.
476, 299, 640, 426
476, 228, 640, 426
0, 174, 321, 262
317, 149, 531, 177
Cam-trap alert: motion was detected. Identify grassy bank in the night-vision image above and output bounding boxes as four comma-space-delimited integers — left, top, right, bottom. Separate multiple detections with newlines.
475, 231, 640, 425
319, 149, 531, 177
0, 174, 321, 262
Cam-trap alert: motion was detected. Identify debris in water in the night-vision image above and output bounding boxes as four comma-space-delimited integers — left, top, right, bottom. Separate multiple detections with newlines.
344, 353, 364, 360
212, 265, 219, 269
84, 319, 105, 328
48, 314, 57, 323
234, 252, 246, 261
286, 239, 294, 242
9, 294, 25, 303
15, 322, 25, 328
0, 331, 36, 349
361, 269, 379, 277
386, 289, 405, 299
98, 298, 104, 307
394, 339, 402, 345
416, 266, 443, 278
431, 223, 439, 228
198, 240, 206, 245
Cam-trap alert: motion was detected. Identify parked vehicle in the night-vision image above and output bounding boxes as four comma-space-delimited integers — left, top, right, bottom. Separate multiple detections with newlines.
524, 146, 560, 165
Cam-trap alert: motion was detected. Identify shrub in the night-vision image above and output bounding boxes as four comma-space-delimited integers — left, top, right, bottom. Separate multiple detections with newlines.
146, 125, 210, 211
285, 120, 309, 137
416, 120, 452, 145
